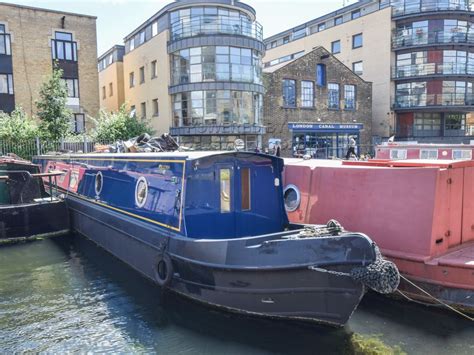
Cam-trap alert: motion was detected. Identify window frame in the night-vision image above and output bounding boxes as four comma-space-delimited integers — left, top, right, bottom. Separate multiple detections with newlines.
72, 113, 85, 133
282, 79, 297, 108
331, 40, 341, 54
419, 149, 439, 159
129, 72, 135, 88
334, 16, 343, 26
352, 61, 363, 75
351, 10, 361, 20
102, 86, 106, 100
352, 33, 363, 49
151, 60, 157, 79
241, 167, 251, 211
139, 66, 145, 84
300, 80, 315, 108
140, 101, 146, 119
327, 83, 340, 109
109, 82, 113, 97
0, 73, 14, 95
152, 98, 159, 117
344, 84, 356, 110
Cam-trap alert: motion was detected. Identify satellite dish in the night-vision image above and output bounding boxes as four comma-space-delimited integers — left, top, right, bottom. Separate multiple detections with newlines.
234, 139, 245, 151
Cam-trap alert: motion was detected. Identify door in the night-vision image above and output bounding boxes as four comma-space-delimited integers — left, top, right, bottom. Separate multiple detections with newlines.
216, 164, 236, 238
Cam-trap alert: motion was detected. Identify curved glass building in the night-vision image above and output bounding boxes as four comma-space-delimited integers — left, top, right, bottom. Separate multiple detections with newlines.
103, 0, 265, 150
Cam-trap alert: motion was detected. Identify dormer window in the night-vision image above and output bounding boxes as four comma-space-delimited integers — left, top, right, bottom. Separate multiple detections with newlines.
52, 31, 77, 61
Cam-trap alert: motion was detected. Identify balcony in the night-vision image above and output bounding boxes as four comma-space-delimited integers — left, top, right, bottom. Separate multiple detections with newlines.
394, 93, 474, 109
392, 62, 474, 79
170, 16, 263, 42
396, 124, 474, 138
388, 0, 471, 18
393, 30, 474, 49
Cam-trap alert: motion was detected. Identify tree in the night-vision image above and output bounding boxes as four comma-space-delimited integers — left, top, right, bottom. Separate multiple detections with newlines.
90, 104, 154, 142
0, 106, 40, 141
36, 66, 71, 140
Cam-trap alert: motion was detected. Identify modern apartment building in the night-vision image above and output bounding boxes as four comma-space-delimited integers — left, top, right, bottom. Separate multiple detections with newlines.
263, 0, 474, 144
0, 2, 99, 132
99, 0, 265, 150
98, 45, 125, 112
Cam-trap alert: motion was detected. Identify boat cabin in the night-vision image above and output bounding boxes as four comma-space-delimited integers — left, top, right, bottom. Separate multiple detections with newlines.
35, 152, 289, 239
375, 143, 474, 161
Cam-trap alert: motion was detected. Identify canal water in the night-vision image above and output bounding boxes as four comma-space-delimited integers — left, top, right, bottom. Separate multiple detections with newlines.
0, 235, 472, 354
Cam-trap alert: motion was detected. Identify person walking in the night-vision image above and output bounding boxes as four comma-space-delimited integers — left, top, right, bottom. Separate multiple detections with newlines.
275, 143, 281, 157
345, 136, 357, 159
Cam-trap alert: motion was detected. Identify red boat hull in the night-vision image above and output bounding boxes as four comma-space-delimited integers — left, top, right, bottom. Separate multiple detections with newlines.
283, 158, 474, 311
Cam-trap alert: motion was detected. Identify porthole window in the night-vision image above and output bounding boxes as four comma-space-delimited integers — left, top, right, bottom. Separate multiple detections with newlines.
283, 184, 301, 212
95, 171, 103, 196
135, 176, 148, 208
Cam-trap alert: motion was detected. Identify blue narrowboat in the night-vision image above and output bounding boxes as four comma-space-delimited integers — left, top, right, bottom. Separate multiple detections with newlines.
34, 151, 398, 327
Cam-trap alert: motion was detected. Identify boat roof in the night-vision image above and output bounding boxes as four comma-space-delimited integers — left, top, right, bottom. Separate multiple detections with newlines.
284, 158, 474, 169
36, 151, 279, 162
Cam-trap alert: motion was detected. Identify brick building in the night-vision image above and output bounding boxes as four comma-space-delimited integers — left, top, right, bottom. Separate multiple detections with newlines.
263, 46, 372, 158
0, 2, 99, 132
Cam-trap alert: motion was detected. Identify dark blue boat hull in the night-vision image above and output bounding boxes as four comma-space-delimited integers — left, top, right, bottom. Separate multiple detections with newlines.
67, 194, 369, 327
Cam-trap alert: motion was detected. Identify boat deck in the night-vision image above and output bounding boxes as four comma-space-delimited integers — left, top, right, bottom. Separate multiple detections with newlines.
436, 242, 474, 269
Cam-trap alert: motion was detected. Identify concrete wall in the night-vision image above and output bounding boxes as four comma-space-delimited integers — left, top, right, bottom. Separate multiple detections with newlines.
263, 7, 393, 137
264, 47, 373, 157
122, 30, 171, 135
99, 61, 125, 112
0, 3, 99, 128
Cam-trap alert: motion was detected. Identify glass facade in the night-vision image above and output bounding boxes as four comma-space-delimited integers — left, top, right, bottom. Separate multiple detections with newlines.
171, 46, 262, 85
172, 90, 262, 127
383, 0, 470, 17
170, 6, 263, 41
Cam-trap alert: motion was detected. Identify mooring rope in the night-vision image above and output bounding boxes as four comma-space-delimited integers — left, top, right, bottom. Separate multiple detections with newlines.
397, 274, 474, 322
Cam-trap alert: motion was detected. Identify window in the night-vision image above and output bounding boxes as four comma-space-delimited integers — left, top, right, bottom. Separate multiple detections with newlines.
453, 150, 472, 160
390, 149, 407, 160
102, 86, 106, 100
152, 99, 159, 116
108, 54, 113, 65
282, 79, 296, 107
318, 23, 326, 32
283, 36, 290, 44
284, 184, 301, 212
109, 83, 113, 97
0, 74, 14, 94
271, 41, 277, 48
352, 10, 361, 19
130, 105, 136, 117
420, 149, 438, 159
344, 85, 356, 110
292, 27, 306, 40
220, 168, 231, 213
151, 60, 157, 79
63, 78, 79, 98
73, 113, 85, 133
316, 64, 326, 87
52, 31, 77, 61
241, 167, 251, 211
140, 102, 146, 118
301, 81, 314, 107
129, 38, 135, 51
352, 33, 363, 48
129, 72, 135, 87
331, 40, 341, 54
135, 177, 148, 208
334, 16, 343, 26
0, 26, 11, 56
152, 22, 158, 37
328, 83, 340, 109
352, 61, 363, 75
139, 66, 145, 84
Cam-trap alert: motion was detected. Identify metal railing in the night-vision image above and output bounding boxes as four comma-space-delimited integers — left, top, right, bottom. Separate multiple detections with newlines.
170, 16, 263, 42
394, 93, 474, 108
384, 0, 471, 17
396, 124, 474, 137
393, 30, 474, 49
392, 62, 474, 78
0, 138, 112, 161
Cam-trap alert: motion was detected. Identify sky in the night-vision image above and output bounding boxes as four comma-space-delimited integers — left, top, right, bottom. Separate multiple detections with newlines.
0, 0, 358, 55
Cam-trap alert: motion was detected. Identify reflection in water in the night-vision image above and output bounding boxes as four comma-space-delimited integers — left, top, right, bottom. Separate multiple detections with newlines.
0, 234, 473, 354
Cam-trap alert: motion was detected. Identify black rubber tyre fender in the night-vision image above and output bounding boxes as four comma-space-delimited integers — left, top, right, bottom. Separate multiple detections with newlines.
154, 253, 173, 287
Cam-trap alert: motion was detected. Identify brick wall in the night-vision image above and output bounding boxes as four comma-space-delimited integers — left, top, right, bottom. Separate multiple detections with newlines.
0, 3, 99, 130
263, 47, 372, 157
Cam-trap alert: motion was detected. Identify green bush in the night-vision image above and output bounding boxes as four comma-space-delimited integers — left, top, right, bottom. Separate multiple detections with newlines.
0, 107, 40, 141
89, 104, 154, 142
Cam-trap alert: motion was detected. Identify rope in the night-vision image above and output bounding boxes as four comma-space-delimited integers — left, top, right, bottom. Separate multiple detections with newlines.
398, 274, 474, 322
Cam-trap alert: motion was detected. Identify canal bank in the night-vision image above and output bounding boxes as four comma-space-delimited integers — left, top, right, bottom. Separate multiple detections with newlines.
0, 234, 472, 354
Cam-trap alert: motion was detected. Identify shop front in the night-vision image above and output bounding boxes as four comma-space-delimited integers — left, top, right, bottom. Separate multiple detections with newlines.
288, 123, 364, 158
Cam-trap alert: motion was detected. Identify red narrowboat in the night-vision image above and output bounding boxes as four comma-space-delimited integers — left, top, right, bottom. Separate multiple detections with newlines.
283, 158, 474, 312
